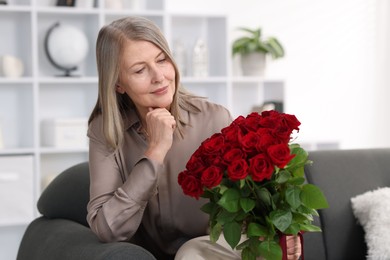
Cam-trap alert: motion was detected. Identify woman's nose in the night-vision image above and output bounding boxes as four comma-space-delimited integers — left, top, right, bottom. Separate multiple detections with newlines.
151, 66, 164, 83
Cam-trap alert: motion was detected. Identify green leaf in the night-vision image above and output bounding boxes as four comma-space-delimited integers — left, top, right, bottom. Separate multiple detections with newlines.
287, 176, 305, 185
236, 237, 252, 250
299, 223, 322, 232
276, 170, 291, 184
218, 188, 241, 213
240, 198, 256, 213
219, 185, 228, 195
256, 187, 272, 207
287, 146, 308, 177
210, 222, 222, 243
259, 240, 283, 260
242, 247, 257, 260
300, 184, 329, 209
292, 165, 305, 178
290, 146, 308, 163
296, 205, 319, 216
247, 222, 268, 237
266, 37, 285, 59
216, 209, 237, 224
200, 202, 214, 214
285, 186, 302, 209
284, 223, 301, 235
223, 221, 242, 249
292, 212, 313, 222
270, 209, 292, 232
200, 189, 214, 199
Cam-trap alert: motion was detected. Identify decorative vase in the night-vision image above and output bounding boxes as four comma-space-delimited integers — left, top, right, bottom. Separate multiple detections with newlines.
0, 55, 24, 78
192, 38, 209, 77
241, 52, 266, 76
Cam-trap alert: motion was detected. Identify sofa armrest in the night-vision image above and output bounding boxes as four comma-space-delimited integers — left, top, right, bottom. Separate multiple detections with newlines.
17, 217, 156, 260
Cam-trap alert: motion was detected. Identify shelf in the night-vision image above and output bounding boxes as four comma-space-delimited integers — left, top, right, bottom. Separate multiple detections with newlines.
0, 78, 34, 84
181, 76, 227, 83
38, 76, 98, 84
103, 9, 164, 16
232, 77, 285, 83
36, 6, 100, 15
0, 148, 34, 155
0, 5, 31, 12
40, 147, 89, 154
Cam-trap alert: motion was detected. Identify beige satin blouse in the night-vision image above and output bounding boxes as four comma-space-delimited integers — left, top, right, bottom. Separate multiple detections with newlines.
87, 98, 232, 255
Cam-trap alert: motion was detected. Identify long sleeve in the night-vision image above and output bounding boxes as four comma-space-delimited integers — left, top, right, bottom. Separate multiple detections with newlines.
86, 115, 161, 242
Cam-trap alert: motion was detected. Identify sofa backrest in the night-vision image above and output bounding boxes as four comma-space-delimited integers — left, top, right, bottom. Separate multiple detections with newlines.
304, 148, 390, 260
37, 162, 90, 227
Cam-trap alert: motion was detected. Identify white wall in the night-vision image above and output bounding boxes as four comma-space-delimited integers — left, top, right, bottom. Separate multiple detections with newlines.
167, 0, 390, 149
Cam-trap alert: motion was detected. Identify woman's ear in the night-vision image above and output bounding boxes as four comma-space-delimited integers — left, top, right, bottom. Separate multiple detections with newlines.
116, 84, 125, 94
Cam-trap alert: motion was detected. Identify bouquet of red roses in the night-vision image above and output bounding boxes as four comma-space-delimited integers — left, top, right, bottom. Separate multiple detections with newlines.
178, 110, 328, 260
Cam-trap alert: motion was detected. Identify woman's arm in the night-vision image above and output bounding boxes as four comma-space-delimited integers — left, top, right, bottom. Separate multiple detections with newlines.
86, 119, 161, 243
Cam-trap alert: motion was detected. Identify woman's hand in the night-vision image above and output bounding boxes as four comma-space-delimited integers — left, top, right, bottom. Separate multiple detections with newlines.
286, 235, 301, 260
144, 107, 176, 163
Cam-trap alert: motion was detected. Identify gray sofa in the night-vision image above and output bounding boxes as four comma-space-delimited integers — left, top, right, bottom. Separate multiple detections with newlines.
16, 162, 156, 260
16, 148, 390, 259
303, 148, 390, 260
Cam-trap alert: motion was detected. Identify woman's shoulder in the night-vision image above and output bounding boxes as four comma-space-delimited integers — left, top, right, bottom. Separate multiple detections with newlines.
187, 98, 232, 129
191, 98, 231, 117
87, 113, 104, 138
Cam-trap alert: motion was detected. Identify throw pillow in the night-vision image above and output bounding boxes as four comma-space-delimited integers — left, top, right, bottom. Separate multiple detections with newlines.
351, 187, 390, 260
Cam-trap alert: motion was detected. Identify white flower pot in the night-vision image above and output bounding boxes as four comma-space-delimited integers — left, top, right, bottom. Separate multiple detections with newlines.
240, 52, 266, 76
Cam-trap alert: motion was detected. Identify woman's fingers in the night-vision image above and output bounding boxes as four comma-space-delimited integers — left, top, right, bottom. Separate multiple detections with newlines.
286, 235, 301, 260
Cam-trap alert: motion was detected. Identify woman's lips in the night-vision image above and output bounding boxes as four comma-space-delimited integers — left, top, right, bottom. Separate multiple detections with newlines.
151, 86, 168, 94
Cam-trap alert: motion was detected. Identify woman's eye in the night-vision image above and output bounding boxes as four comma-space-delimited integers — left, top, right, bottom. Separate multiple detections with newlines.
135, 68, 145, 74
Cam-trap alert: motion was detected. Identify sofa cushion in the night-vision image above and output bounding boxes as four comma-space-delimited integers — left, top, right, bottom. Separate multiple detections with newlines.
351, 187, 390, 260
37, 162, 90, 227
17, 217, 156, 260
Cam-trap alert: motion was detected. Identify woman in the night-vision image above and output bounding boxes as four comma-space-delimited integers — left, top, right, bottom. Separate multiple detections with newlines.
87, 16, 301, 260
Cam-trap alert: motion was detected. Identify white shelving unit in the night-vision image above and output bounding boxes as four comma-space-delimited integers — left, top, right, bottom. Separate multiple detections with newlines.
0, 0, 284, 258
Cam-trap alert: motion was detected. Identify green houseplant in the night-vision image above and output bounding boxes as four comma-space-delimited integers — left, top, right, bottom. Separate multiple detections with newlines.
232, 27, 285, 76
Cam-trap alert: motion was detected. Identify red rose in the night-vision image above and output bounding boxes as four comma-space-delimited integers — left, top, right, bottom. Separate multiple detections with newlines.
239, 131, 261, 154
231, 115, 245, 125
272, 124, 291, 143
227, 159, 249, 181
282, 114, 301, 131
185, 155, 206, 177
259, 113, 281, 129
256, 131, 281, 152
261, 110, 280, 118
249, 154, 274, 182
221, 124, 240, 147
242, 112, 262, 131
178, 171, 203, 199
201, 133, 225, 156
223, 148, 245, 164
267, 143, 295, 169
201, 166, 223, 188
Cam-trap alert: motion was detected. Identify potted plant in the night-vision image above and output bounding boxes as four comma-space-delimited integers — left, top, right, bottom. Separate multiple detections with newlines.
232, 27, 284, 76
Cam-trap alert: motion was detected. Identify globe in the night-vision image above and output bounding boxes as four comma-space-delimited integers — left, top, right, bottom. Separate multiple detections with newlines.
44, 22, 89, 76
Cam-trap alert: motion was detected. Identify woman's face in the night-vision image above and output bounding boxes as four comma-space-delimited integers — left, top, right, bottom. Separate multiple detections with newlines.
117, 40, 176, 117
